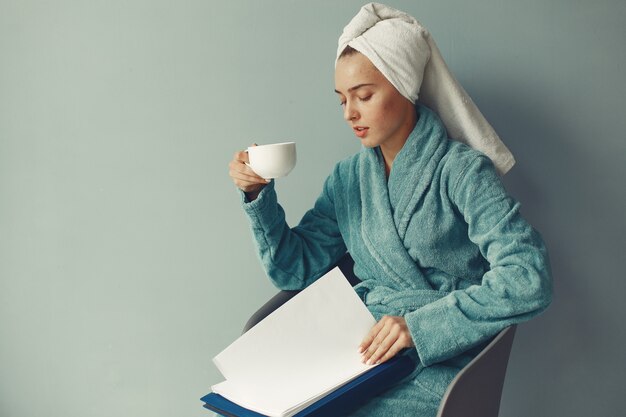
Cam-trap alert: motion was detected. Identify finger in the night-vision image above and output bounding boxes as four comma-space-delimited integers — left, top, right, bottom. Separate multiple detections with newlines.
238, 143, 258, 163
359, 318, 387, 354
364, 327, 396, 365
233, 151, 250, 164
229, 166, 266, 184
232, 158, 267, 181
373, 339, 406, 365
229, 168, 268, 185
229, 161, 269, 184
230, 177, 267, 193
362, 325, 391, 364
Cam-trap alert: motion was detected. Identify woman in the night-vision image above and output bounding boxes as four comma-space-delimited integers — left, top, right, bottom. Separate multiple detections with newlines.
228, 3, 552, 415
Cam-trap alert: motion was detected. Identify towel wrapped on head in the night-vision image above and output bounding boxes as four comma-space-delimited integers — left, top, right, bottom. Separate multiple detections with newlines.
336, 2, 515, 175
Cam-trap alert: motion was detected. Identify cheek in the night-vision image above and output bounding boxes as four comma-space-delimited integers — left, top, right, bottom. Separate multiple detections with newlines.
377, 97, 404, 127
368, 96, 395, 122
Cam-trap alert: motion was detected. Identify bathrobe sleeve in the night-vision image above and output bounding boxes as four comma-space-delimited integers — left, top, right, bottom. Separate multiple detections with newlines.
240, 171, 347, 291
405, 154, 553, 367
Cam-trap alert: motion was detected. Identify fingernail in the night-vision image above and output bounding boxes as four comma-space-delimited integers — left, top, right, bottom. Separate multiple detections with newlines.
366, 358, 373, 365
357, 347, 363, 354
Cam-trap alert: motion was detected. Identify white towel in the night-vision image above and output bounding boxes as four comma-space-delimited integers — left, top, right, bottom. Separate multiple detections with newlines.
337, 2, 515, 175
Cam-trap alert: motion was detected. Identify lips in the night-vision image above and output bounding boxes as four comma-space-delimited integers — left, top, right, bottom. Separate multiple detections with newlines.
353, 126, 369, 138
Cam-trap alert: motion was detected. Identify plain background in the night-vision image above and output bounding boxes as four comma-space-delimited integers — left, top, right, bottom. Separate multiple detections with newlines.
1, 0, 624, 416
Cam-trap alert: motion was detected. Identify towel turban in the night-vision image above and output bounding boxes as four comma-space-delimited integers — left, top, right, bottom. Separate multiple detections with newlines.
336, 2, 515, 175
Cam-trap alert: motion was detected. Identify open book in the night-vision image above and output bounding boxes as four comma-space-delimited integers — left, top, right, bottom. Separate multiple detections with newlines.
206, 267, 383, 417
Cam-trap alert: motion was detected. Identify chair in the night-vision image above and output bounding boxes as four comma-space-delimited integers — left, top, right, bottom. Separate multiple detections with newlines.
243, 253, 517, 417
436, 324, 516, 417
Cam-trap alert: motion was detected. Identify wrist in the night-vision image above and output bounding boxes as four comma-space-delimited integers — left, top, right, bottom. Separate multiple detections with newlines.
244, 189, 261, 202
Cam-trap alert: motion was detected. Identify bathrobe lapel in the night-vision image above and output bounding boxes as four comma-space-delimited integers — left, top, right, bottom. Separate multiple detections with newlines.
359, 105, 449, 290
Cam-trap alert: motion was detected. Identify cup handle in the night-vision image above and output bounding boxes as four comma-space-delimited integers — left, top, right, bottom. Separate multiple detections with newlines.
242, 144, 270, 181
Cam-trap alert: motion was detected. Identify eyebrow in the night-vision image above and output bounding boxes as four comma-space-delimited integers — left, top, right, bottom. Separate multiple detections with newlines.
334, 83, 376, 94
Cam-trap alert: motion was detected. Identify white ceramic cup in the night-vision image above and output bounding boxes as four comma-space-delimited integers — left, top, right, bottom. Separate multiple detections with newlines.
246, 142, 296, 180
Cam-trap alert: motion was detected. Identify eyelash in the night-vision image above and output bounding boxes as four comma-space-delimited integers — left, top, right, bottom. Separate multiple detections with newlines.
339, 95, 372, 106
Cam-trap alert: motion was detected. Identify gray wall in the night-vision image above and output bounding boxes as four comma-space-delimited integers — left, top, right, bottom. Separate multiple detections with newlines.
1, 1, 624, 416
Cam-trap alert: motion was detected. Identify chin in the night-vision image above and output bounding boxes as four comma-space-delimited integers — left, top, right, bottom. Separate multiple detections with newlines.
359, 138, 379, 148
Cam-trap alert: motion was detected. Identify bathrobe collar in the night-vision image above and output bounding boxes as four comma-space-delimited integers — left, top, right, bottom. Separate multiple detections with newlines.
359, 104, 449, 290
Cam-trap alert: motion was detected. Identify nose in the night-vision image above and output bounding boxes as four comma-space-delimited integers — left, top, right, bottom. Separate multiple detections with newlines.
343, 101, 359, 122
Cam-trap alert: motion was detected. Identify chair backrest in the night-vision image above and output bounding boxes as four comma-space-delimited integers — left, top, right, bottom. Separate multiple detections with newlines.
436, 325, 517, 417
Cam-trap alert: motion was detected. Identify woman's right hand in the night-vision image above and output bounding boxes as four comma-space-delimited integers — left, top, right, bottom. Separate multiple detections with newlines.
228, 145, 270, 201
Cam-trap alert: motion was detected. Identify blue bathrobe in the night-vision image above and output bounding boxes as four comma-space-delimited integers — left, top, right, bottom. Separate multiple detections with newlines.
240, 104, 552, 416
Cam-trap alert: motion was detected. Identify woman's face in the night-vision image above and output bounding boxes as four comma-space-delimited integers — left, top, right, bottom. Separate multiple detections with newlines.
334, 52, 416, 151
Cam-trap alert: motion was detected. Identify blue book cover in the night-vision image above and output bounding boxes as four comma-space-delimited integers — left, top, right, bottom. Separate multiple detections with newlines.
201, 352, 416, 417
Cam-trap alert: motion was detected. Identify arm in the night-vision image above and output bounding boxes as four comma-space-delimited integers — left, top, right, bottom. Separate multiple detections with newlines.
405, 154, 553, 366
241, 169, 347, 291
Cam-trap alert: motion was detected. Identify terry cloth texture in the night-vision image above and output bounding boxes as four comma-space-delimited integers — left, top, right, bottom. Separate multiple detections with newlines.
240, 104, 552, 416
337, 2, 515, 175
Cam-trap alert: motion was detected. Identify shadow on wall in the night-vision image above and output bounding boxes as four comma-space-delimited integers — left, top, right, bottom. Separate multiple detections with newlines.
474, 74, 625, 414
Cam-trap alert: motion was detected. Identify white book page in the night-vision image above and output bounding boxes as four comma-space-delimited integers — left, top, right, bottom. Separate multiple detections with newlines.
211, 267, 378, 416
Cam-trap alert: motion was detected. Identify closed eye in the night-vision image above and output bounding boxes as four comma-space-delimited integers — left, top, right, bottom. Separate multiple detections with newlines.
359, 95, 372, 102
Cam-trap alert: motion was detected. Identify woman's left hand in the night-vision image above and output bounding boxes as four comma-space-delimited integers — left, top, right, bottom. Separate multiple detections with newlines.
358, 315, 415, 365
